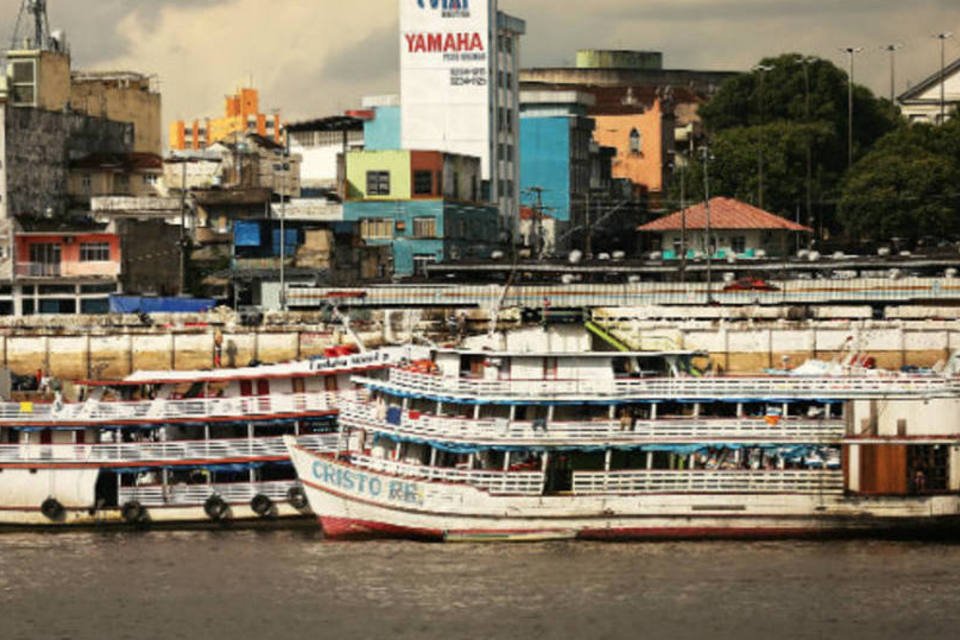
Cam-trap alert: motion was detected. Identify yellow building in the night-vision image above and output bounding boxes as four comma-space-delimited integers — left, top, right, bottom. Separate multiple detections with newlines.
169, 87, 283, 151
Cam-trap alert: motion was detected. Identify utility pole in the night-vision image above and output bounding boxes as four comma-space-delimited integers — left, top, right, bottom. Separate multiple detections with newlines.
178, 159, 187, 296
936, 33, 954, 124
530, 187, 545, 260
679, 151, 687, 283
701, 145, 714, 304
796, 55, 815, 247
881, 43, 903, 104
279, 127, 289, 312
841, 46, 864, 168
753, 64, 773, 210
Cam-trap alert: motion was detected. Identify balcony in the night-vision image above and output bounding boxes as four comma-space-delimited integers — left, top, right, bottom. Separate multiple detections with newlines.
15, 261, 121, 280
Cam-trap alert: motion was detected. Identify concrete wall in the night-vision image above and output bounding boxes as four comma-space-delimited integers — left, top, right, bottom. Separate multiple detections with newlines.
3, 106, 132, 217
0, 327, 362, 380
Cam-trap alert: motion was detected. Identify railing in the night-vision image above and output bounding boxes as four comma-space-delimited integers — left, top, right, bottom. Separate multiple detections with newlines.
15, 262, 62, 278
348, 454, 544, 496
0, 392, 341, 425
374, 370, 960, 401
572, 469, 844, 495
0, 433, 339, 464
118, 480, 300, 507
340, 401, 846, 444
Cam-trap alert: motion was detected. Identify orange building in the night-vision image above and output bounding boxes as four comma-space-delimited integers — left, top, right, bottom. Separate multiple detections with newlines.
169, 87, 284, 151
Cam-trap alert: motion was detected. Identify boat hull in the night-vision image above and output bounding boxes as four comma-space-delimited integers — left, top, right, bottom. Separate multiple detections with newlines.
287, 444, 960, 542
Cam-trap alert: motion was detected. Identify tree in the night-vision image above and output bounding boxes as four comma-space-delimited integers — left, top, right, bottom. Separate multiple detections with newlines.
838, 122, 960, 243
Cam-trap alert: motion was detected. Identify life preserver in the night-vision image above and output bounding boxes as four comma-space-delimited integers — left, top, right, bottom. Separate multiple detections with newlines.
40, 497, 64, 521
250, 494, 274, 518
203, 495, 229, 521
287, 485, 309, 510
121, 501, 146, 524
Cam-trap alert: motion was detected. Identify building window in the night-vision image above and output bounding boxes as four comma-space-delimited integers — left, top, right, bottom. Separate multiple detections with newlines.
360, 218, 394, 240
629, 128, 642, 155
81, 175, 92, 191
80, 242, 111, 262
366, 171, 391, 196
731, 236, 747, 254
413, 217, 437, 238
10, 59, 36, 105
143, 174, 158, 186
114, 174, 130, 194
413, 171, 433, 196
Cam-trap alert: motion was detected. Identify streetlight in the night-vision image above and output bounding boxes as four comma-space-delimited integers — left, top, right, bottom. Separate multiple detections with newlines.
700, 145, 715, 304
935, 33, 954, 124
840, 46, 864, 168
273, 128, 290, 312
794, 55, 817, 245
881, 43, 903, 104
752, 64, 774, 210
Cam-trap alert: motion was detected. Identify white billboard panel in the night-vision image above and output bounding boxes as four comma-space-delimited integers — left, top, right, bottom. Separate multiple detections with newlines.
400, 0, 493, 178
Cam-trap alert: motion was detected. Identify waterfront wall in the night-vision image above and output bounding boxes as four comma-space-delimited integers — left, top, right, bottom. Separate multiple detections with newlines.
1, 317, 959, 379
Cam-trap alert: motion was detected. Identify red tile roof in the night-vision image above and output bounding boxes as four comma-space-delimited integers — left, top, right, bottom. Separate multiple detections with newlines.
71, 152, 163, 171
637, 197, 813, 232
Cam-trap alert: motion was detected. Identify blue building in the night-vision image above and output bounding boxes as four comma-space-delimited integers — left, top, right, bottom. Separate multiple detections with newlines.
519, 89, 596, 252
342, 149, 500, 277
362, 96, 402, 151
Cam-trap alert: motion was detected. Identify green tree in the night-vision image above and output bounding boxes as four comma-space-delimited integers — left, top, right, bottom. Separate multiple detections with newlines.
673, 53, 900, 235
838, 121, 960, 243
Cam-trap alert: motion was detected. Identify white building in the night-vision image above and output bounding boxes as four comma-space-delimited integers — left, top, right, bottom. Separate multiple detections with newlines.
898, 55, 960, 125
287, 115, 366, 192
399, 0, 525, 241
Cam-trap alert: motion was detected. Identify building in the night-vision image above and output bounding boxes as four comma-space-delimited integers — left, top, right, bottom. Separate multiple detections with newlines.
68, 152, 163, 207
519, 89, 595, 253
521, 50, 737, 204
399, 0, 526, 239
898, 55, 960, 125
69, 71, 162, 154
343, 149, 500, 276
169, 87, 283, 151
9, 216, 122, 315
362, 95, 402, 151
637, 197, 812, 259
287, 114, 366, 193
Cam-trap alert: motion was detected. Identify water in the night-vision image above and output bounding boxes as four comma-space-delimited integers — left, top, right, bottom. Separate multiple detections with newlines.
2, 530, 959, 640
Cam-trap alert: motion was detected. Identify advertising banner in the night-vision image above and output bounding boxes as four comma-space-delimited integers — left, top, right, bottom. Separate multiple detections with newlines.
400, 0, 493, 176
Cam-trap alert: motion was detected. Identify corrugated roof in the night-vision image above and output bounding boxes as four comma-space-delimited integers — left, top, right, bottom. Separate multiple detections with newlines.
637, 197, 813, 232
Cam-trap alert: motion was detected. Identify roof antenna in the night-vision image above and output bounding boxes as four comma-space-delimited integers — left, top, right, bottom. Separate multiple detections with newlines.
11, 0, 51, 51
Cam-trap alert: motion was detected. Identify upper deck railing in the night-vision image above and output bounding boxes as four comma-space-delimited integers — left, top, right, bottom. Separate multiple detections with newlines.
336, 452, 845, 497
366, 370, 960, 402
572, 469, 844, 495
0, 392, 342, 426
339, 401, 846, 445
0, 434, 339, 464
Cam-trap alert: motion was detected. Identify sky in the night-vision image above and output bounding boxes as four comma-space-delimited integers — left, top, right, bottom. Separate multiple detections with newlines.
2, 0, 959, 126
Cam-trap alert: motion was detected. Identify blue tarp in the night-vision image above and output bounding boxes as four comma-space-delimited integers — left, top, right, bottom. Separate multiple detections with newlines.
109, 296, 216, 314
234, 221, 262, 247
271, 228, 300, 256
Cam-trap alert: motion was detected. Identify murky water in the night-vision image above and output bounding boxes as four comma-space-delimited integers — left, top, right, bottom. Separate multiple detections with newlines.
2, 530, 959, 640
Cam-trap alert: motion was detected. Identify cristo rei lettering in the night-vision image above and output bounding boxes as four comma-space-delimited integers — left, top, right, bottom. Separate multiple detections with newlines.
312, 459, 425, 506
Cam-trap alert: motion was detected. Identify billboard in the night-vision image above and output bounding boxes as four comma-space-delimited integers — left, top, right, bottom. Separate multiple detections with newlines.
400, 0, 493, 178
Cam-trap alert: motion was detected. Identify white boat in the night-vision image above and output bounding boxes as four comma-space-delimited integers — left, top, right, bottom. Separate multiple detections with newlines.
0, 346, 423, 527
285, 338, 960, 541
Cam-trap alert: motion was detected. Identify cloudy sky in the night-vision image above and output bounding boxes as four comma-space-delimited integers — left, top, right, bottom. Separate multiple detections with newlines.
2, 0, 959, 126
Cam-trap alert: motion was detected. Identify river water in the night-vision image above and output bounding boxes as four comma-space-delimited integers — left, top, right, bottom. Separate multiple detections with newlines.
2, 530, 959, 640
